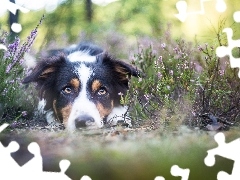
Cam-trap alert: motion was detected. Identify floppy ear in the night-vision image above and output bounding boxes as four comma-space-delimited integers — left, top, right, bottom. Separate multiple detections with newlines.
114, 59, 140, 80
98, 52, 140, 81
22, 55, 66, 99
22, 55, 66, 84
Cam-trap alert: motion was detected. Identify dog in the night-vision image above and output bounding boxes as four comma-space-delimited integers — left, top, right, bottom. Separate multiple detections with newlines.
23, 43, 139, 130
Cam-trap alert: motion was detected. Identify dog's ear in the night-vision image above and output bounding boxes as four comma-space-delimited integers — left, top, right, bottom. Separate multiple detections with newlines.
112, 60, 140, 86
98, 52, 140, 81
114, 59, 140, 79
22, 55, 66, 85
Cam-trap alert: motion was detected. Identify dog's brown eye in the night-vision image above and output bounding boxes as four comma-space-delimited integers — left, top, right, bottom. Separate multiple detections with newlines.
63, 87, 72, 94
97, 87, 107, 96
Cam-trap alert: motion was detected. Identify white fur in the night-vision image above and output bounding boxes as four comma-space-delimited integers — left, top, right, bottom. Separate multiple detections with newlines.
45, 110, 56, 124
37, 99, 46, 114
67, 64, 103, 130
67, 51, 96, 63
23, 53, 36, 69
107, 106, 132, 127
37, 99, 58, 124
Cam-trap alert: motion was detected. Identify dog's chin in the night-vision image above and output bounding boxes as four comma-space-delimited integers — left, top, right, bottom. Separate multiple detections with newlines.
66, 125, 101, 132
76, 125, 101, 131
77, 121, 102, 130
65, 120, 104, 131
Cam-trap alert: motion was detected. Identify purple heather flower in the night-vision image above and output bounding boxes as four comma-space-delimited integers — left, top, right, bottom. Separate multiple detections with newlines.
219, 70, 225, 76
144, 94, 150, 101
6, 64, 11, 73
5, 37, 21, 73
5, 37, 20, 58
173, 47, 179, 54
9, 80, 15, 84
197, 45, 203, 51
9, 37, 20, 50
157, 72, 162, 79
161, 43, 166, 49
31, 29, 37, 37
158, 56, 163, 63
21, 111, 27, 117
6, 18, 41, 73
194, 63, 203, 73
19, 58, 24, 65
14, 15, 44, 66
20, 28, 38, 54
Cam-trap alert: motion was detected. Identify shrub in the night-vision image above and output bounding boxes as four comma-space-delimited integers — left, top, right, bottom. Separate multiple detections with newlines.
192, 44, 240, 129
0, 16, 44, 124
125, 24, 240, 131
124, 26, 197, 130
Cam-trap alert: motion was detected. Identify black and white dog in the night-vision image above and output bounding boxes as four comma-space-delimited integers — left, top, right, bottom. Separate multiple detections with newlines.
23, 43, 139, 130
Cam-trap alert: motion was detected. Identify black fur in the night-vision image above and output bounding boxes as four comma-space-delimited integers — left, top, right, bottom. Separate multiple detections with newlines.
23, 43, 139, 126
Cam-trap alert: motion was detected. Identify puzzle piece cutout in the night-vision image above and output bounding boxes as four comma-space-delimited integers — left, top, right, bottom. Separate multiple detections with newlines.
0, 0, 30, 50
154, 165, 190, 180
80, 176, 92, 180
175, 0, 227, 22
154, 176, 165, 180
171, 165, 190, 180
0, 140, 22, 177
0, 123, 9, 133
216, 11, 240, 78
204, 132, 240, 180
4, 0, 29, 33
0, 124, 92, 180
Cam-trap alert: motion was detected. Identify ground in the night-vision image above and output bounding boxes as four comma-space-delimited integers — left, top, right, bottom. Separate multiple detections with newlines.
0, 118, 240, 180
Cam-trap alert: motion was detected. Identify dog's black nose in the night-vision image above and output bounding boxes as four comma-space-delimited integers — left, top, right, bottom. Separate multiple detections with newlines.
75, 115, 95, 128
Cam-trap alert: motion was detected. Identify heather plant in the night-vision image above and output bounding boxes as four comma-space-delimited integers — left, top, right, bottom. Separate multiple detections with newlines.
0, 16, 43, 123
125, 27, 198, 129
192, 44, 240, 129
125, 24, 240, 130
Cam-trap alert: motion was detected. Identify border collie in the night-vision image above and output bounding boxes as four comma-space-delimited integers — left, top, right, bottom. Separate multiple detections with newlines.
23, 43, 139, 130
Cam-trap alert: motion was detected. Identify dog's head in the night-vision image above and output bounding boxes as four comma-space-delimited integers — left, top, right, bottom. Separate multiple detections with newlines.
23, 44, 139, 130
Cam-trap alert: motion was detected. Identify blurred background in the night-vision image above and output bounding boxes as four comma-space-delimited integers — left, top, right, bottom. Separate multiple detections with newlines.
0, 0, 239, 58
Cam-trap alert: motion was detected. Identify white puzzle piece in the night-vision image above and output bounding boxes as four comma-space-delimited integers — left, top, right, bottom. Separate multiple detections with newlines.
0, 124, 91, 180
205, 132, 240, 180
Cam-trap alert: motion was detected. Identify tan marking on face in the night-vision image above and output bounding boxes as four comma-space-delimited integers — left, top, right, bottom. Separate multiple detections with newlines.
60, 104, 72, 127
115, 65, 128, 81
96, 101, 114, 118
92, 80, 102, 92
40, 67, 56, 78
70, 78, 80, 91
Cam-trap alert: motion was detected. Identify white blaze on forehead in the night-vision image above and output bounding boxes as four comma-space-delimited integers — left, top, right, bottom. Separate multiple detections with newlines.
78, 64, 92, 85
67, 51, 96, 63
67, 64, 103, 130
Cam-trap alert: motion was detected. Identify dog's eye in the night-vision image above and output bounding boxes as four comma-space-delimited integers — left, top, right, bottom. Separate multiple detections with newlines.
97, 87, 107, 96
62, 87, 72, 94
